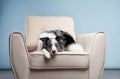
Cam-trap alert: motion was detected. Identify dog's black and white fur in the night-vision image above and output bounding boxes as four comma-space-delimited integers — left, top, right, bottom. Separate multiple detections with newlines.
38, 30, 84, 59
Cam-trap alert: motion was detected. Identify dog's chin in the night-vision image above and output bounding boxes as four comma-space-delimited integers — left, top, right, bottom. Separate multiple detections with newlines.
50, 52, 57, 55
51, 53, 56, 55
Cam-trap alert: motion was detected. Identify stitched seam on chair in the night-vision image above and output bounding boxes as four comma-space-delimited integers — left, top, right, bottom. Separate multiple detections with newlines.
88, 32, 99, 79
30, 66, 88, 69
9, 34, 18, 79
19, 32, 31, 79
98, 33, 106, 79
21, 33, 31, 79
89, 32, 105, 79
88, 33, 96, 79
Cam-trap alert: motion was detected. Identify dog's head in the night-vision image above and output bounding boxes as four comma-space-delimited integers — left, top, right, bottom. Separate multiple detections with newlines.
40, 37, 65, 54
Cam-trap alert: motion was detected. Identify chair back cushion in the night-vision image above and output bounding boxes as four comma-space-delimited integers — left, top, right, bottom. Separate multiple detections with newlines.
26, 16, 76, 52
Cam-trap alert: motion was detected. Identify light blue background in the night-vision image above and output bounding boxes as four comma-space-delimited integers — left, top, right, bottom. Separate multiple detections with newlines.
0, 0, 120, 69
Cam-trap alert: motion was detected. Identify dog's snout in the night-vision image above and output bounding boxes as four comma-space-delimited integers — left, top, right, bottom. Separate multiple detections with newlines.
52, 50, 56, 54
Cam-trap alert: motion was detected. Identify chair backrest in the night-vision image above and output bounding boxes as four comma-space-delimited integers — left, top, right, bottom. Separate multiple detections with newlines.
25, 16, 76, 52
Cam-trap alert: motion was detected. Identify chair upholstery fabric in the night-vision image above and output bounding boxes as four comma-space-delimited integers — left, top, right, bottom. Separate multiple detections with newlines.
9, 16, 106, 79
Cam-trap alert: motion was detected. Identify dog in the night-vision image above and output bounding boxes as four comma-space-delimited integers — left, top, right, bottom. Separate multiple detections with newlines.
38, 30, 84, 59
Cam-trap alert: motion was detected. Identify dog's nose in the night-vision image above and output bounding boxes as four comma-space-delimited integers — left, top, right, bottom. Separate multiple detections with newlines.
52, 50, 56, 54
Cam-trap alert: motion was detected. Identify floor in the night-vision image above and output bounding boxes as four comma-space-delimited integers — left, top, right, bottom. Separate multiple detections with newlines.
0, 70, 120, 79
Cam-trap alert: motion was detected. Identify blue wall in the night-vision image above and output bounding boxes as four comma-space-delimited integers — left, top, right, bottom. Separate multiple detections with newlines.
0, 0, 120, 69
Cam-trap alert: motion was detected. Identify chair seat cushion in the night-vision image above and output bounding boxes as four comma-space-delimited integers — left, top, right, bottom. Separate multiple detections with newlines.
29, 51, 89, 70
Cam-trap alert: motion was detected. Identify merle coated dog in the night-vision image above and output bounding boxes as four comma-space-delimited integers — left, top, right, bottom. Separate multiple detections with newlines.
38, 30, 84, 59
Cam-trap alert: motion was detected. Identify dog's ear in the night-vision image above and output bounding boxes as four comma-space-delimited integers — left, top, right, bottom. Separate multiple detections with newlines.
56, 36, 66, 43
56, 36, 62, 41
40, 37, 49, 43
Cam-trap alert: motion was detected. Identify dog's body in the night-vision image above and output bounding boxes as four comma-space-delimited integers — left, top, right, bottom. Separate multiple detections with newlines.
38, 30, 84, 59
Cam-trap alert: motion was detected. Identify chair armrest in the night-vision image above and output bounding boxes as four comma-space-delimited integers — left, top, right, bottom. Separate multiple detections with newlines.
76, 32, 106, 79
9, 32, 30, 79
76, 32, 100, 52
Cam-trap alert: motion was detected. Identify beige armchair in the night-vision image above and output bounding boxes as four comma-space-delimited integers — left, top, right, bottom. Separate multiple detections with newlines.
9, 16, 106, 79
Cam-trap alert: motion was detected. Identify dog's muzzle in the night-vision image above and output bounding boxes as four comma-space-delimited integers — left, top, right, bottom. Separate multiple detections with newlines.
51, 50, 56, 55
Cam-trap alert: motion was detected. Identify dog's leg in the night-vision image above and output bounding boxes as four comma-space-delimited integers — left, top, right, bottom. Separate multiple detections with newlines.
42, 49, 51, 59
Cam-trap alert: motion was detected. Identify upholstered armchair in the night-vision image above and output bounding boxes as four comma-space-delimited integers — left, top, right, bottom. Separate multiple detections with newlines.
9, 16, 106, 79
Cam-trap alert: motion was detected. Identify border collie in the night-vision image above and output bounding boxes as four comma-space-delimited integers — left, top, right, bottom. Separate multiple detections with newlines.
38, 30, 84, 59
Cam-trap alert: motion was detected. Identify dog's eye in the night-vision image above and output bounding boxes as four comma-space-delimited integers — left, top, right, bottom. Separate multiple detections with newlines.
40, 38, 49, 42
56, 37, 63, 41
56, 37, 60, 40
47, 43, 52, 47
55, 43, 59, 48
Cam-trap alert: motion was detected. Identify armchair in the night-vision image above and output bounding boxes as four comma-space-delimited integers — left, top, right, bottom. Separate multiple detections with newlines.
9, 16, 105, 79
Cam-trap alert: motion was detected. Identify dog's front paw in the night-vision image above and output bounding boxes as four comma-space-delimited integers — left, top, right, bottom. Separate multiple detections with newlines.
42, 49, 51, 59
